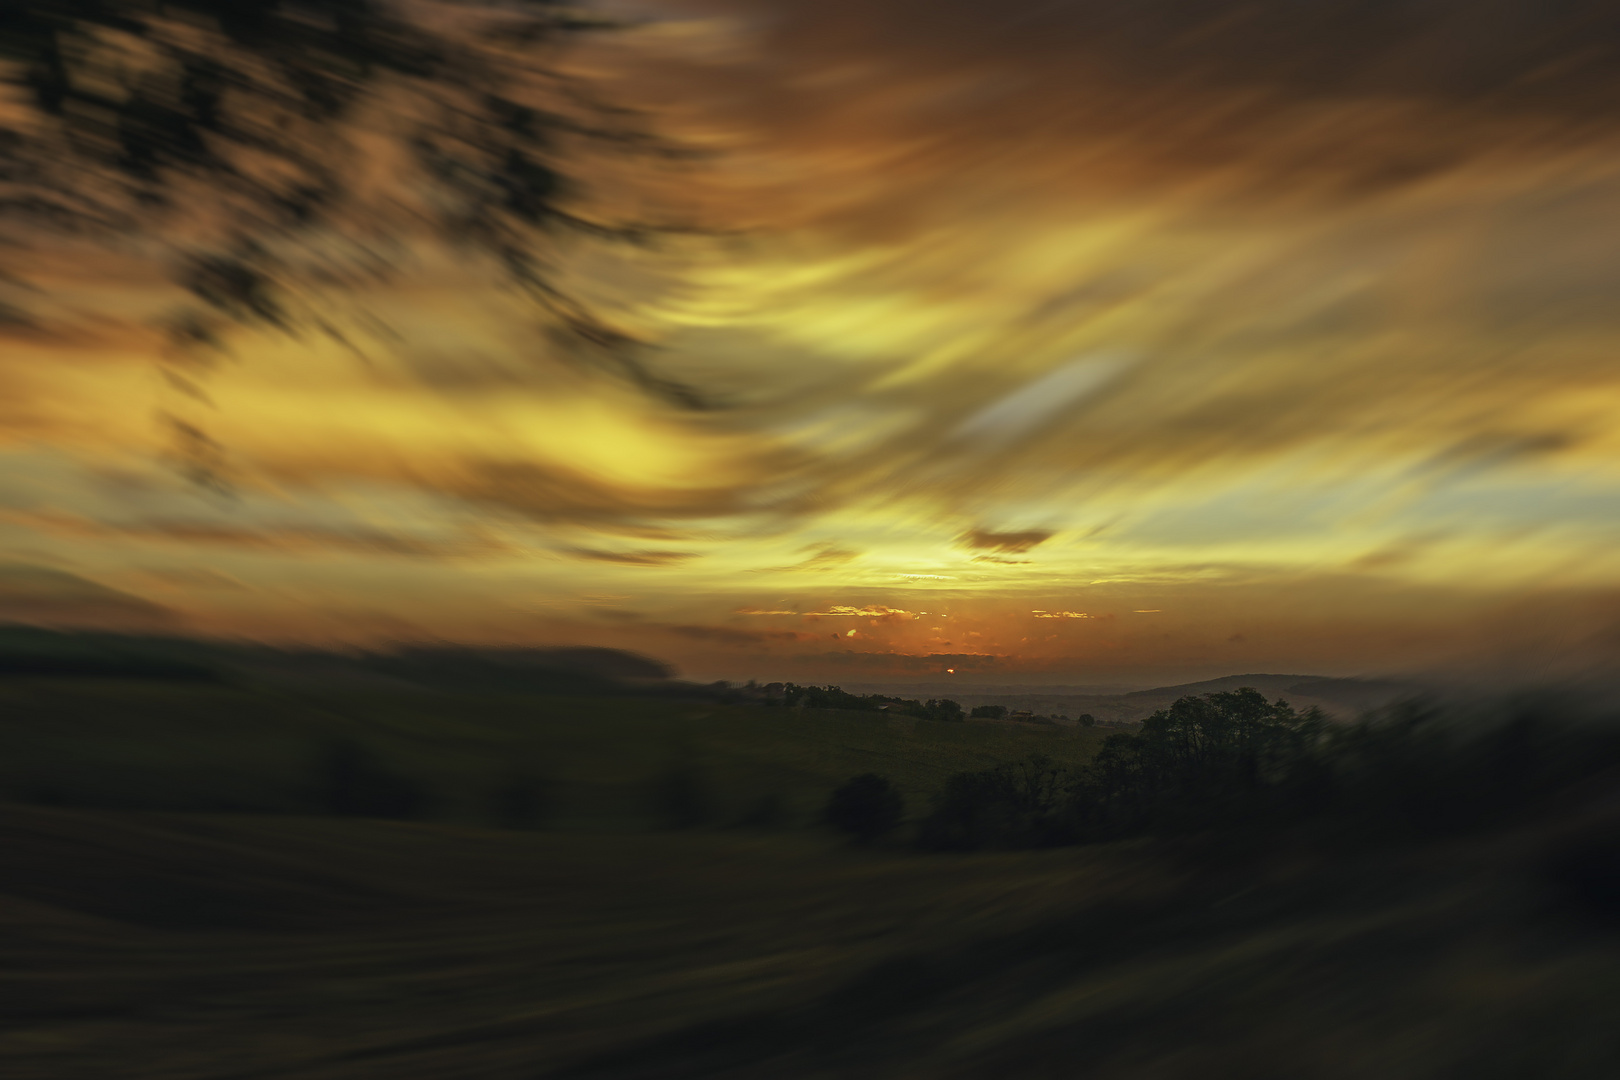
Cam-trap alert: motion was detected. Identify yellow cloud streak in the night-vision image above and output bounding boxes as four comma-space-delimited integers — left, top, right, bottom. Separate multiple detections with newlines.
6, 0, 1620, 679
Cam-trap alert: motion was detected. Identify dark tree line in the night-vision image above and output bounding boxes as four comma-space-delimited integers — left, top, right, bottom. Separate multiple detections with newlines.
759, 682, 964, 721
878, 687, 1620, 851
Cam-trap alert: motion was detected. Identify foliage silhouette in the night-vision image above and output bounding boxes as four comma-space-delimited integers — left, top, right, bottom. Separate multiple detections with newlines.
649, 762, 712, 830
736, 791, 788, 829
490, 769, 553, 830
0, 1, 702, 404
315, 738, 429, 819
1064, 687, 1324, 837
779, 683, 1620, 858
766, 683, 965, 721
916, 686, 1620, 851
917, 753, 1073, 851
825, 773, 903, 843
1542, 819, 1620, 924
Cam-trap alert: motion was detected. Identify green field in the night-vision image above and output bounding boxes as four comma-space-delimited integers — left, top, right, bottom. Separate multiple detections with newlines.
1, 674, 1616, 1078
0, 678, 1106, 829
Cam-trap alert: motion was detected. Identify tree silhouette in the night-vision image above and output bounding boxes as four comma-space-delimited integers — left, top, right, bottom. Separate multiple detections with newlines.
316, 738, 429, 819
825, 773, 902, 843
918, 753, 1073, 850
0, 1, 700, 403
650, 761, 711, 830
491, 769, 553, 830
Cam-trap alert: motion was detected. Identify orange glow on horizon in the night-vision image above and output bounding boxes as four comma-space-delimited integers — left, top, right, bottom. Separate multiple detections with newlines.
4, 0, 1620, 687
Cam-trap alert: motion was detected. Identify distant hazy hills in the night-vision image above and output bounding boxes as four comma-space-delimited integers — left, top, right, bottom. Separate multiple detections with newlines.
0, 627, 1424, 719
0, 627, 677, 695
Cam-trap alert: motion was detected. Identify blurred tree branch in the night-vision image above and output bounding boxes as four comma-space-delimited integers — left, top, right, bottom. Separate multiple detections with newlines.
0, 0, 704, 404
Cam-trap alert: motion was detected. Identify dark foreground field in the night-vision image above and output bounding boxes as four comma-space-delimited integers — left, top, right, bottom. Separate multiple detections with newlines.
1, 662, 1617, 1077
4, 800, 1618, 1077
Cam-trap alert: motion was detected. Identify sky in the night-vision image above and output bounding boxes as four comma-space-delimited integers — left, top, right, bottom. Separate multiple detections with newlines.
4, 0, 1620, 686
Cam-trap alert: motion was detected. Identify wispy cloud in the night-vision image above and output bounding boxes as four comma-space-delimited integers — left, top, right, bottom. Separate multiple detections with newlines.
951, 356, 1131, 448
11, 510, 515, 560
560, 547, 697, 566
961, 529, 1053, 553
658, 624, 812, 645
1, 0, 1618, 684
763, 544, 861, 573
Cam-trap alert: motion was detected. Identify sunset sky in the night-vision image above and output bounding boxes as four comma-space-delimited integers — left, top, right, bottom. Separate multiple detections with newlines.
5, 0, 1620, 686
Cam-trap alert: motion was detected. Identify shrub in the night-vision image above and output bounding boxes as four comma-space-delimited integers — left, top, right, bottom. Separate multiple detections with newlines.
737, 792, 788, 829
491, 771, 554, 830
918, 754, 1073, 850
316, 739, 430, 820
825, 774, 903, 843
970, 705, 1007, 719
650, 763, 712, 829
1543, 819, 1620, 924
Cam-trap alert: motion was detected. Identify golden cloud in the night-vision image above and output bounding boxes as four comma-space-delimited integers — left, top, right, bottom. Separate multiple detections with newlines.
0, 0, 1617, 685
560, 547, 698, 566
659, 624, 812, 645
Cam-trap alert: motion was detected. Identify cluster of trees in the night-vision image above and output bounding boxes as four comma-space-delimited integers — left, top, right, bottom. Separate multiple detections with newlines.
757, 683, 965, 721
315, 738, 557, 829
709, 680, 1108, 727
825, 687, 1620, 852
968, 704, 1095, 725
917, 688, 1321, 849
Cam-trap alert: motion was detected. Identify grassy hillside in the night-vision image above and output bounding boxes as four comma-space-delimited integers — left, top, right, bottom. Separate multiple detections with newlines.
0, 677, 1106, 829
2, 651, 1614, 1077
